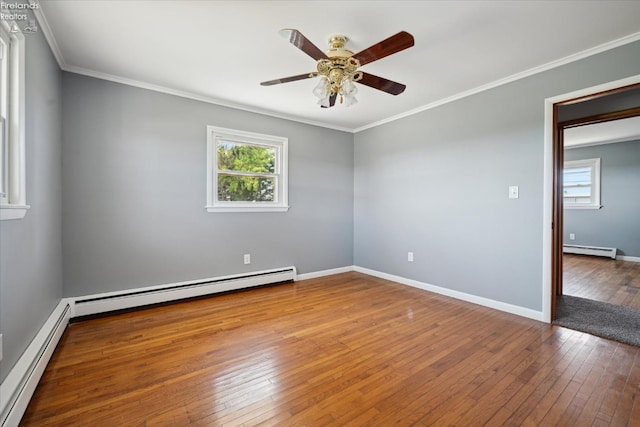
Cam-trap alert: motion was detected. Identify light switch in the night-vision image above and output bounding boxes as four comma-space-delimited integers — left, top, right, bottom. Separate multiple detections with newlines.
509, 186, 519, 199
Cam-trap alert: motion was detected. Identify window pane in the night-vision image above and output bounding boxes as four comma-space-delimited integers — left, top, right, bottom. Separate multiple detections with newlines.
564, 167, 591, 185
564, 185, 591, 198
564, 165, 592, 205
217, 174, 275, 202
563, 159, 600, 208
0, 118, 5, 200
217, 140, 276, 173
565, 196, 592, 204
0, 34, 8, 202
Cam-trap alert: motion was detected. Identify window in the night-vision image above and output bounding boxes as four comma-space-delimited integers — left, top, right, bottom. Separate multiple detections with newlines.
0, 24, 10, 206
0, 21, 27, 220
206, 126, 289, 212
563, 158, 601, 209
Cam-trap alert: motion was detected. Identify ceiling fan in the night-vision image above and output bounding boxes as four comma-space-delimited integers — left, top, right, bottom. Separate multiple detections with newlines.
260, 29, 415, 108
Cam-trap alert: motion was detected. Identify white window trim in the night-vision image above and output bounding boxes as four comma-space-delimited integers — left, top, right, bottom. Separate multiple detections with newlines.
0, 20, 28, 220
563, 158, 601, 210
206, 126, 289, 213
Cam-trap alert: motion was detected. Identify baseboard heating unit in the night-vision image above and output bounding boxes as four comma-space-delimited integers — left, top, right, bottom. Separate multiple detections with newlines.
73, 267, 297, 317
563, 244, 617, 260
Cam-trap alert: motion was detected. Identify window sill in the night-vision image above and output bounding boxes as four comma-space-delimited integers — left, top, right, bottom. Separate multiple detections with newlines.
0, 204, 30, 220
565, 205, 602, 210
206, 205, 289, 213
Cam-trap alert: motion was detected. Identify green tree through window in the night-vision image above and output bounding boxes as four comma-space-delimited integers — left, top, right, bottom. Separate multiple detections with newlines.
217, 141, 277, 202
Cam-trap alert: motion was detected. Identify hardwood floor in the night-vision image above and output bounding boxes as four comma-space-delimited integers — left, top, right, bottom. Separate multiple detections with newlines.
564, 254, 640, 309
21, 272, 640, 426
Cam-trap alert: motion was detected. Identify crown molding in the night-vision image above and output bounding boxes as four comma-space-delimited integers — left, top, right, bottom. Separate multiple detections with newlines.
30, 0, 66, 69
31, 4, 640, 134
29, 2, 353, 133
354, 31, 640, 133
62, 64, 353, 133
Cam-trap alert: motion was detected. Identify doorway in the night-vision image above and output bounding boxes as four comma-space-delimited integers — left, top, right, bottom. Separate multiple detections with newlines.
546, 79, 640, 321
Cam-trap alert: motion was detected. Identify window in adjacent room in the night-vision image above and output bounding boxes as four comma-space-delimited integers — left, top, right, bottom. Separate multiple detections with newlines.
0, 21, 27, 220
563, 158, 601, 209
206, 126, 289, 212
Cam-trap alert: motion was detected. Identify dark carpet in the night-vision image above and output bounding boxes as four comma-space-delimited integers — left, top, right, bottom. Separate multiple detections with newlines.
553, 295, 640, 347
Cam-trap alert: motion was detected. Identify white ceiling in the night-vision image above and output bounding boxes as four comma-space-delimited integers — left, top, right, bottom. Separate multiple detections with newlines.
564, 116, 640, 148
36, 1, 640, 132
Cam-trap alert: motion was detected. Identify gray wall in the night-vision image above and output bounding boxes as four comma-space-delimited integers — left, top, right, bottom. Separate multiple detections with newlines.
0, 16, 63, 380
62, 74, 354, 297
564, 140, 640, 257
354, 41, 640, 312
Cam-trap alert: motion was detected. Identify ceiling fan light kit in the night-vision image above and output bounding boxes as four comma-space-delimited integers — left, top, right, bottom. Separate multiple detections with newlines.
314, 37, 363, 107
261, 29, 414, 109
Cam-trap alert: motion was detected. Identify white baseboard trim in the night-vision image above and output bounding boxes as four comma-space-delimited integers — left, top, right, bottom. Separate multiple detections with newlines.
617, 255, 640, 263
1, 299, 72, 427
353, 266, 545, 322
295, 266, 354, 281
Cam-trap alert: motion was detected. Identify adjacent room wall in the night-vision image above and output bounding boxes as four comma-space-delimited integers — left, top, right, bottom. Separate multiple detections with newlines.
558, 86, 640, 122
0, 17, 63, 380
62, 74, 354, 297
564, 140, 640, 257
354, 41, 640, 312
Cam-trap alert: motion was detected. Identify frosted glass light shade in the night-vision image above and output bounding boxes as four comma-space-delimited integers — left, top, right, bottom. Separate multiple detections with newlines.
319, 95, 331, 108
342, 78, 357, 96
313, 78, 330, 99
343, 93, 358, 107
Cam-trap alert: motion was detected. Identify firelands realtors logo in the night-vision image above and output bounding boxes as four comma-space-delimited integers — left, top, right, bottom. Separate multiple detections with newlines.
1, 1, 39, 33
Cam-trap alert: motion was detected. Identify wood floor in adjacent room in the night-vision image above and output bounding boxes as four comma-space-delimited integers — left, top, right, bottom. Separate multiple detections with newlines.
21, 272, 640, 426
564, 254, 640, 309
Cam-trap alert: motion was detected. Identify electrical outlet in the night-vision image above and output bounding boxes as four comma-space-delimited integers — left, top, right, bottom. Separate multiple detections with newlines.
408, 252, 414, 262
509, 186, 519, 199
243, 254, 251, 265
569, 233, 575, 240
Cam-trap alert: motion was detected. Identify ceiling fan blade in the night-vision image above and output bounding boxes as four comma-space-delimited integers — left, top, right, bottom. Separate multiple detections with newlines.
358, 72, 406, 95
352, 31, 414, 66
279, 29, 328, 61
321, 93, 337, 108
261, 72, 319, 86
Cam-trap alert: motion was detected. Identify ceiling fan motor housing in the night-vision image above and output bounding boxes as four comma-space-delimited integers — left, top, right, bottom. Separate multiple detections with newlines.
316, 34, 363, 94
326, 34, 352, 58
